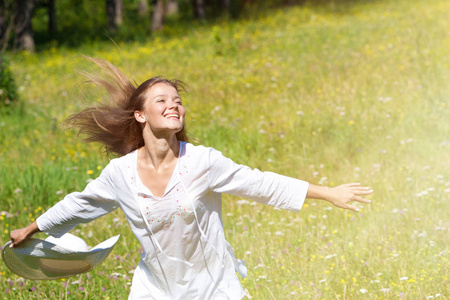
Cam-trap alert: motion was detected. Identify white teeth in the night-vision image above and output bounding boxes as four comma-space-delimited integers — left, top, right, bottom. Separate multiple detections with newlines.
165, 114, 179, 118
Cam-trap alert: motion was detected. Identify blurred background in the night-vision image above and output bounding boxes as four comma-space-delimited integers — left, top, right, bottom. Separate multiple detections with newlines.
1, 0, 449, 298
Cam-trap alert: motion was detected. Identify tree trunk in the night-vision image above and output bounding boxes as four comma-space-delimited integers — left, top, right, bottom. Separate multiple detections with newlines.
106, 0, 123, 32
115, 0, 123, 26
138, 0, 149, 16
192, 0, 205, 20
166, 0, 178, 16
151, 0, 165, 32
48, 0, 56, 36
219, 0, 230, 10
14, 0, 35, 52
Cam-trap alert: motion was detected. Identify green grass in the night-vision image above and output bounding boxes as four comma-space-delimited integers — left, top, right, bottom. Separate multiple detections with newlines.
1, 0, 449, 298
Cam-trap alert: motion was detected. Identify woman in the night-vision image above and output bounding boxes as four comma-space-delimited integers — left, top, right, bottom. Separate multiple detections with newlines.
9, 57, 372, 299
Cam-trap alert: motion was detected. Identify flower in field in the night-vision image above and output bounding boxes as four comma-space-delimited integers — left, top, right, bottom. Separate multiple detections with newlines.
87, 170, 94, 175
378, 97, 392, 103
236, 200, 250, 205
318, 177, 327, 185
359, 289, 368, 293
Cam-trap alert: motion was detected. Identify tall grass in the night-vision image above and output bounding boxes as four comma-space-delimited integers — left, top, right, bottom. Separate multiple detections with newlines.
1, 0, 449, 298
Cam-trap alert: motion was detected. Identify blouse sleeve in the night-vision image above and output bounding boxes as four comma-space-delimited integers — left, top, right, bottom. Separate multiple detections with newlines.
207, 148, 309, 212
36, 161, 119, 237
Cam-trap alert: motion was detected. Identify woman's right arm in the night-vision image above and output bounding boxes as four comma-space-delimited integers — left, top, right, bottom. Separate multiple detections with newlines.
10, 161, 119, 247
9, 221, 41, 248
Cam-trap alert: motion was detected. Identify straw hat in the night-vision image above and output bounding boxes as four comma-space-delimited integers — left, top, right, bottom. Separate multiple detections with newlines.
2, 233, 120, 280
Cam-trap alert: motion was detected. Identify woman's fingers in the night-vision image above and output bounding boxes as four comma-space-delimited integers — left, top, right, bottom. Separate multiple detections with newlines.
352, 196, 372, 203
346, 204, 361, 212
341, 183, 361, 187
354, 190, 374, 196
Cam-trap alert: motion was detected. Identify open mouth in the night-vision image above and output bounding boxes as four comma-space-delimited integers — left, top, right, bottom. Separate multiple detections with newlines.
164, 113, 179, 119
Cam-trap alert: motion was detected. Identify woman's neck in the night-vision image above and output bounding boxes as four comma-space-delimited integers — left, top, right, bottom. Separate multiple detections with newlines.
140, 136, 179, 171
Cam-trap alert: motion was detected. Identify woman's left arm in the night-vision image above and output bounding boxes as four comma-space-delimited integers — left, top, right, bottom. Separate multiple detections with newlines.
207, 148, 372, 212
306, 183, 373, 212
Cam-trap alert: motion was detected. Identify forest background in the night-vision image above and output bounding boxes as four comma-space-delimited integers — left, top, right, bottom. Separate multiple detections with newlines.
0, 0, 449, 299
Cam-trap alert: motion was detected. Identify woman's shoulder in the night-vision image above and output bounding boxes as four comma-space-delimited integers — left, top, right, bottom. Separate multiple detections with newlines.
105, 149, 137, 170
183, 142, 221, 157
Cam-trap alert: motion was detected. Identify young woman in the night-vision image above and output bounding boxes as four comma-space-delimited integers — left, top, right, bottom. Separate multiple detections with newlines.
9, 57, 372, 299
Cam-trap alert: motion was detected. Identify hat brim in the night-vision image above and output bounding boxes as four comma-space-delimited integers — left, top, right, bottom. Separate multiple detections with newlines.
2, 235, 120, 280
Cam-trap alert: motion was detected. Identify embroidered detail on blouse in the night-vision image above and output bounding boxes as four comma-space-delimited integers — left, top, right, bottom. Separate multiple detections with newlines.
138, 182, 188, 230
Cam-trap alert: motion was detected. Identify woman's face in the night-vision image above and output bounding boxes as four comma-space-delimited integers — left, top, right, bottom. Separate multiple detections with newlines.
136, 82, 185, 136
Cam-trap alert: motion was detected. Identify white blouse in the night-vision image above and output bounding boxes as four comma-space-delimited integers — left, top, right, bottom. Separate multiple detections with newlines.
36, 142, 309, 299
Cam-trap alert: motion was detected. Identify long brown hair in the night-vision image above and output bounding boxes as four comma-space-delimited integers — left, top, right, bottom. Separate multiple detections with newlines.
64, 57, 188, 156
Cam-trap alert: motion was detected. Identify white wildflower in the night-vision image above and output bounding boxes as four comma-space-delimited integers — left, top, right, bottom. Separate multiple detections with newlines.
236, 200, 250, 205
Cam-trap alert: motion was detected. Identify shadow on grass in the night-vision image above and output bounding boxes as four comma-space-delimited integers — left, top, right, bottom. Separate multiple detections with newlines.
30, 0, 382, 52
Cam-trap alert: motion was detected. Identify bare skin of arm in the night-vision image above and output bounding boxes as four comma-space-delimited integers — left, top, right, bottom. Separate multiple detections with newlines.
9, 221, 41, 248
307, 182, 373, 212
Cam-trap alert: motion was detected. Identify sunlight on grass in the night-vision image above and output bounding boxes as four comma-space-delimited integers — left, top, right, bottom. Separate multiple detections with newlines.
1, 0, 449, 298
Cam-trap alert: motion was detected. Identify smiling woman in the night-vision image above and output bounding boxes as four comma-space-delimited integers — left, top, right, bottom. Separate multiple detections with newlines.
8, 57, 372, 300
63, 57, 189, 156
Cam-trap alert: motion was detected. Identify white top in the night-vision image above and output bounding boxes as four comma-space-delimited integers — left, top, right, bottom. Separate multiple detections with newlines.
37, 142, 309, 299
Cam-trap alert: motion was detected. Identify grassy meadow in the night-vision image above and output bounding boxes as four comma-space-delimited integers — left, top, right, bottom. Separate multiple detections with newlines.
1, 0, 449, 298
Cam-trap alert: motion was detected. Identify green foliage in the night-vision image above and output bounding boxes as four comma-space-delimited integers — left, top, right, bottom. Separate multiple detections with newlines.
1, 0, 449, 298
0, 58, 18, 105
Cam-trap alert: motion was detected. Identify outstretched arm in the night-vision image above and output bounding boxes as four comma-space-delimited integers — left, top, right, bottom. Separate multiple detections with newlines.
9, 162, 118, 248
307, 183, 373, 212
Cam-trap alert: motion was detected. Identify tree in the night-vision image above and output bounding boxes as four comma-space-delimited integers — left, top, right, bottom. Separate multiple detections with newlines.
192, 0, 206, 20
14, 0, 35, 52
106, 0, 123, 32
151, 0, 165, 32
0, 2, 19, 104
219, 0, 230, 10
48, 0, 56, 36
166, 0, 179, 16
138, 0, 149, 16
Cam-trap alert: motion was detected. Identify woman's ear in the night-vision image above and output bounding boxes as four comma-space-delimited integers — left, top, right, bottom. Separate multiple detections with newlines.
134, 110, 146, 124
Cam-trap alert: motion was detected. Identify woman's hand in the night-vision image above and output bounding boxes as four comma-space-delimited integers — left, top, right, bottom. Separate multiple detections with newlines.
326, 183, 373, 211
9, 221, 41, 248
307, 183, 373, 212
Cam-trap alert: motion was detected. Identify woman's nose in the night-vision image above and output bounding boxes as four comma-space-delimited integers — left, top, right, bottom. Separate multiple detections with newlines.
167, 99, 178, 109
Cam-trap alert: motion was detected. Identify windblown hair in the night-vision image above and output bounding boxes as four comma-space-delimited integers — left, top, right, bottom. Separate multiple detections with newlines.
64, 56, 188, 156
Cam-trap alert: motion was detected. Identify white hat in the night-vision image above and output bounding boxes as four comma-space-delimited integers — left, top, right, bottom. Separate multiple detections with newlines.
2, 233, 120, 280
